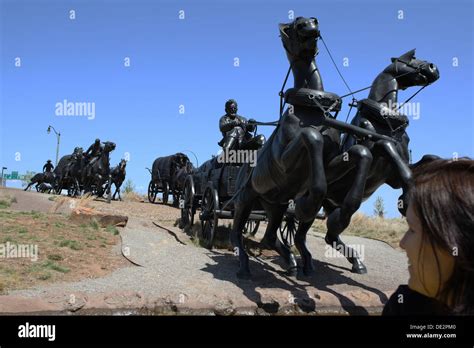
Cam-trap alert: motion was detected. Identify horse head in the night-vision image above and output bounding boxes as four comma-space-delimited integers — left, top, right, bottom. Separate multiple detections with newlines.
279, 17, 320, 60
185, 161, 194, 173
388, 49, 440, 90
119, 159, 127, 171
102, 141, 116, 153
174, 153, 189, 168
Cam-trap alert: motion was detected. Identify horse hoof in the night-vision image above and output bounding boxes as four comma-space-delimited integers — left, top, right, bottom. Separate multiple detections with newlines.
351, 264, 367, 274
236, 270, 252, 280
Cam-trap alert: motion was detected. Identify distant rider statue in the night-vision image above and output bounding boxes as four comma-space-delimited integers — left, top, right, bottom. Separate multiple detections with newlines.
43, 159, 54, 173
43, 159, 54, 180
84, 138, 103, 165
218, 99, 265, 152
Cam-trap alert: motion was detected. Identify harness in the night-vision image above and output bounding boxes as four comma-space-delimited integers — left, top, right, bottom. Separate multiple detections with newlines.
357, 98, 409, 138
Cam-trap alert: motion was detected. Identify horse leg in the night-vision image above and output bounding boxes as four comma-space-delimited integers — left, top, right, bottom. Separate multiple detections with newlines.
24, 182, 33, 191
280, 128, 327, 222
325, 145, 373, 274
260, 201, 298, 275
373, 140, 412, 215
230, 188, 257, 280
294, 218, 316, 276
116, 184, 122, 201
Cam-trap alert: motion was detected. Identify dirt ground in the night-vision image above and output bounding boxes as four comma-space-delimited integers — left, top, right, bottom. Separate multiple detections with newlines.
0, 193, 126, 293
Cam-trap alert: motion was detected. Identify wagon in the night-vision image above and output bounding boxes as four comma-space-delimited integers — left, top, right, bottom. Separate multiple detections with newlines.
179, 157, 307, 249
148, 153, 190, 205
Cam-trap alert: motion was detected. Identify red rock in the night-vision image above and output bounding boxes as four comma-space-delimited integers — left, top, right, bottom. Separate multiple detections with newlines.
69, 207, 128, 227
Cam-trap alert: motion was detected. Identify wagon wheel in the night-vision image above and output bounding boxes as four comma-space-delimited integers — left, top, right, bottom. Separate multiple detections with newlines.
199, 183, 219, 249
148, 181, 157, 203
279, 215, 299, 248
243, 220, 260, 237
161, 182, 169, 205
180, 176, 195, 230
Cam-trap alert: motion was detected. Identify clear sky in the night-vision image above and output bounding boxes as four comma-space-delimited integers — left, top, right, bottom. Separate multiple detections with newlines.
1, 0, 473, 217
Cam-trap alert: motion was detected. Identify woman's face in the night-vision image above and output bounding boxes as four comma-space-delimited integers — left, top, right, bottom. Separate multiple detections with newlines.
400, 203, 455, 299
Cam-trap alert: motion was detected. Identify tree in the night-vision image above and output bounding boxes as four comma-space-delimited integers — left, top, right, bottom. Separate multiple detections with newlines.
122, 179, 135, 194
373, 196, 386, 218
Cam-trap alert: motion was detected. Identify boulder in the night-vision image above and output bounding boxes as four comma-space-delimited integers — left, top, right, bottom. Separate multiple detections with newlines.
69, 207, 128, 227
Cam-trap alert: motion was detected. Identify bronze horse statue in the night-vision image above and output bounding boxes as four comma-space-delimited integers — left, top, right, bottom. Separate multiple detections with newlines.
56, 147, 85, 196
110, 159, 127, 201
174, 161, 194, 198
24, 171, 55, 191
82, 141, 116, 195
229, 17, 343, 279
51, 147, 83, 194
316, 49, 440, 273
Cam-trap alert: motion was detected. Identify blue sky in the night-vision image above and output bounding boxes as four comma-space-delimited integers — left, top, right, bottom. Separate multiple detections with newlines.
1, 0, 473, 217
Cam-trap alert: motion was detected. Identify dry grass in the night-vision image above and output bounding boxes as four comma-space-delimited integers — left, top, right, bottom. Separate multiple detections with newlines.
122, 191, 145, 202
50, 194, 95, 213
0, 209, 126, 293
0, 195, 14, 209
312, 212, 407, 248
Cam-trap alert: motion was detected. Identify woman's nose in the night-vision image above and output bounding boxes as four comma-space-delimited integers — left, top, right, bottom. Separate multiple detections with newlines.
399, 232, 407, 250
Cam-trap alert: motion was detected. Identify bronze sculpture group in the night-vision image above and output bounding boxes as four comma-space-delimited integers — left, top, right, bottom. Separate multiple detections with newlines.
25, 139, 127, 200
178, 16, 441, 279
25, 16, 441, 281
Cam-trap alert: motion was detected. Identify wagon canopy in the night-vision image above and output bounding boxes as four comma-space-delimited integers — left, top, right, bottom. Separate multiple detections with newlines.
152, 153, 190, 181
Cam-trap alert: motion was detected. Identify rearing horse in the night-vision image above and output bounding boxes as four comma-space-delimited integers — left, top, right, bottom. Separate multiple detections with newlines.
318, 49, 440, 273
229, 17, 342, 279
82, 141, 116, 195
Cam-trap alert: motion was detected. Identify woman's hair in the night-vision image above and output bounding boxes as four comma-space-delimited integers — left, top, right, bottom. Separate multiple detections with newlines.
409, 157, 474, 314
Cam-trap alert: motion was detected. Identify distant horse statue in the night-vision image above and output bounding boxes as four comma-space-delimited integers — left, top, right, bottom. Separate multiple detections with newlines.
24, 171, 55, 191
82, 141, 116, 196
173, 160, 194, 207
229, 17, 343, 278
175, 161, 194, 193
37, 182, 54, 194
110, 159, 127, 201
52, 147, 83, 194
56, 147, 85, 196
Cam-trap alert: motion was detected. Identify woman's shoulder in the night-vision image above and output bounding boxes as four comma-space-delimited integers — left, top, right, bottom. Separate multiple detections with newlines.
382, 285, 451, 316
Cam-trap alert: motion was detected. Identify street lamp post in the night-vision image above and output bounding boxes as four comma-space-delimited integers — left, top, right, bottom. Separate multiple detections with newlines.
1, 167, 7, 187
47, 125, 61, 166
